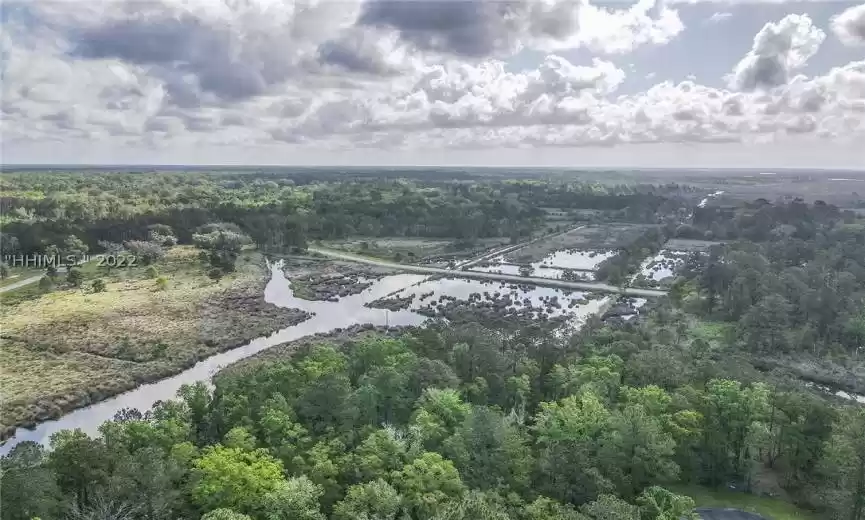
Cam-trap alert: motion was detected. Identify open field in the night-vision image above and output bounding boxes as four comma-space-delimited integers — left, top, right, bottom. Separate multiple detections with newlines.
0, 246, 309, 437
506, 223, 657, 264
664, 238, 725, 252
320, 236, 520, 264
670, 485, 820, 520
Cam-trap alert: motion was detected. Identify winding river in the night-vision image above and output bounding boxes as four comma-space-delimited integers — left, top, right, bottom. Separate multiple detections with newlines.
0, 263, 430, 455
3, 260, 861, 455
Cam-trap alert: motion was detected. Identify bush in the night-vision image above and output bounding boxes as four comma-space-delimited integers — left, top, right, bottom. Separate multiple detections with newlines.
208, 268, 224, 281
92, 279, 106, 293
66, 267, 84, 287
145, 265, 159, 279
0, 262, 9, 279
155, 276, 169, 291
38, 276, 54, 292
124, 241, 165, 266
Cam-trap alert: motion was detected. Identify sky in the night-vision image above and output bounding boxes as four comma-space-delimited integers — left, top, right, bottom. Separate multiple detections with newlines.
2, 0, 864, 168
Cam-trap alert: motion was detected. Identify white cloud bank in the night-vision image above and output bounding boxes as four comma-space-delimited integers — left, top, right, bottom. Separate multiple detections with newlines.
1, 0, 864, 165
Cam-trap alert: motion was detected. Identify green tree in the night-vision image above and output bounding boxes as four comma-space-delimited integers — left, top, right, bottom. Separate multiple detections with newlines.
201, 509, 253, 520
223, 427, 257, 452
345, 428, 409, 484
635, 487, 698, 520
443, 406, 532, 492
47, 429, 112, 506
698, 380, 769, 487
333, 479, 402, 520
818, 408, 865, 520
410, 388, 470, 450
532, 393, 614, 505
259, 476, 326, 520
394, 452, 466, 520
599, 404, 679, 497
581, 495, 640, 520
0, 442, 62, 520
190, 445, 285, 514
432, 490, 512, 520
523, 496, 589, 520
62, 234, 89, 264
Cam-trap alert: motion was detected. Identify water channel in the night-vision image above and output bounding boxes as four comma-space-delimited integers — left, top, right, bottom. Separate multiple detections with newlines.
0, 261, 607, 454
3, 260, 862, 455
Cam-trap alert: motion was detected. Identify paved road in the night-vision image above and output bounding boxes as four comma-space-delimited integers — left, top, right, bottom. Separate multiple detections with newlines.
309, 247, 668, 298
456, 225, 586, 269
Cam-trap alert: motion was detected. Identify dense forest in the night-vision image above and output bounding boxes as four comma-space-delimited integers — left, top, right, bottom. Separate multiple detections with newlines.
2, 316, 863, 520
0, 172, 687, 259
680, 199, 865, 359
2, 172, 864, 520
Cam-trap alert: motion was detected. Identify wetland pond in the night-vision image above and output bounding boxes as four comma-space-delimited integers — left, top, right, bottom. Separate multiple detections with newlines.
467, 249, 617, 281
0, 260, 612, 454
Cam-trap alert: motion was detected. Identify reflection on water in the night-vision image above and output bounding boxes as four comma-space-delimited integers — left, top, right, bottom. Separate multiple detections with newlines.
1, 261, 613, 454
467, 249, 611, 281
380, 277, 610, 324
1, 263, 428, 454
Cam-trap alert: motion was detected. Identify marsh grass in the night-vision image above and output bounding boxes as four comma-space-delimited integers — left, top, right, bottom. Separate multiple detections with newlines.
0, 246, 309, 435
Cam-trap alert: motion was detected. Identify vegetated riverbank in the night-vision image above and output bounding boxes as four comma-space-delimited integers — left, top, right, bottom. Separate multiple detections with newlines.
752, 354, 865, 397
215, 323, 413, 379
0, 247, 310, 441
282, 257, 399, 301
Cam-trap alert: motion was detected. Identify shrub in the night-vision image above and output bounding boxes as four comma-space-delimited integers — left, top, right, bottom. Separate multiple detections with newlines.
0, 262, 8, 279
124, 241, 165, 266
155, 276, 169, 291
92, 279, 106, 293
66, 267, 84, 287
208, 268, 224, 281
38, 276, 54, 292
145, 265, 159, 279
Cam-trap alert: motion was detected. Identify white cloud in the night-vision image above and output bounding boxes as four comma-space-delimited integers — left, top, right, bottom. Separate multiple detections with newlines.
1, 0, 864, 165
707, 12, 733, 24
832, 3, 865, 46
728, 14, 825, 91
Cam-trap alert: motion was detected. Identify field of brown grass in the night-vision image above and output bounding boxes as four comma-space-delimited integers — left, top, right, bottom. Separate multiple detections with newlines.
0, 246, 310, 437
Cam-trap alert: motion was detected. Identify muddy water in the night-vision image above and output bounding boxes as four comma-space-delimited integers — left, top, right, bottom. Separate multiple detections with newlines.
1, 262, 608, 454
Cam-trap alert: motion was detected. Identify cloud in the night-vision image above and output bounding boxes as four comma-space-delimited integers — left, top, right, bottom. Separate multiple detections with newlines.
832, 3, 865, 46
728, 14, 825, 91
20, 0, 365, 103
2, 0, 863, 160
357, 0, 684, 56
707, 12, 732, 24
264, 55, 865, 150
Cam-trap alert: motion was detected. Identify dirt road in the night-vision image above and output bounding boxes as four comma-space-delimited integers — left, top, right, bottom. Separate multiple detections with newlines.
308, 247, 668, 298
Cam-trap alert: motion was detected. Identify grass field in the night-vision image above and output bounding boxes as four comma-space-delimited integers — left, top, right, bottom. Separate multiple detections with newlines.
322, 236, 514, 263
0, 246, 309, 437
506, 224, 656, 264
671, 485, 820, 520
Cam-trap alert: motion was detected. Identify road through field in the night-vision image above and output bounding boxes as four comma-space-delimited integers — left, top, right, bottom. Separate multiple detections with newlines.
308, 247, 668, 298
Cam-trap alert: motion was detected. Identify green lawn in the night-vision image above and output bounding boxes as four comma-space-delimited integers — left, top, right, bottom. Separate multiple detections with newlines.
670, 485, 820, 520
